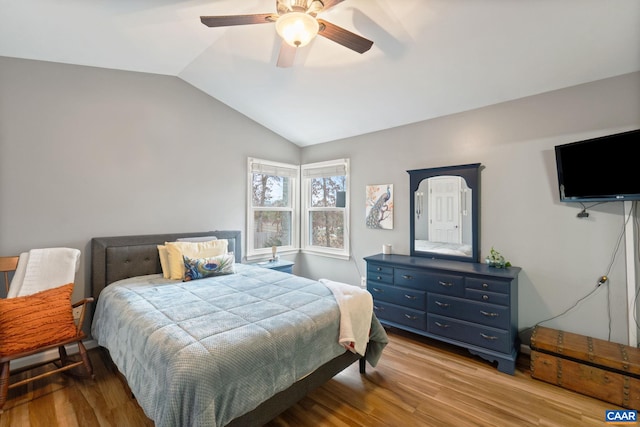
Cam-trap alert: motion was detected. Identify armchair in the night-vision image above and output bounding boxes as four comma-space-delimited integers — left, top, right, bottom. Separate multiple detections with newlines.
0, 253, 94, 413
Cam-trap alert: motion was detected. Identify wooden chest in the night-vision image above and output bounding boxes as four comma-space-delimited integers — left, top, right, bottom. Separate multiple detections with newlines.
530, 326, 640, 409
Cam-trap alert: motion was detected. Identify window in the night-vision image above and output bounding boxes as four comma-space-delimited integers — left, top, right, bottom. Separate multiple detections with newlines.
247, 158, 299, 259
301, 159, 350, 259
247, 157, 350, 261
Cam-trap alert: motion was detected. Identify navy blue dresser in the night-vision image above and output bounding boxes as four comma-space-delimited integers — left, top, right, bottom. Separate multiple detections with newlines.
365, 253, 520, 374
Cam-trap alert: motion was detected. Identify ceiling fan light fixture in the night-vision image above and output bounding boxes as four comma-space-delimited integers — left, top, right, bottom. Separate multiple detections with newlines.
275, 12, 319, 48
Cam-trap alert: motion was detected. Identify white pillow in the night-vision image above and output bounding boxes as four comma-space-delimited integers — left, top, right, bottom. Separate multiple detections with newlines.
157, 245, 171, 279
176, 236, 218, 242
165, 239, 229, 280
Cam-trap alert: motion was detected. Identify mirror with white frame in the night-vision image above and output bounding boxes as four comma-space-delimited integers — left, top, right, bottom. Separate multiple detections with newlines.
408, 163, 481, 263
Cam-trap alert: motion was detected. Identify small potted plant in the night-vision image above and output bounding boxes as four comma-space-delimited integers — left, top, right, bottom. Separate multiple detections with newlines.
485, 247, 511, 268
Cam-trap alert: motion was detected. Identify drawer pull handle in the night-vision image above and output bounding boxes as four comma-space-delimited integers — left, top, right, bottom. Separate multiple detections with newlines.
372, 287, 383, 293
480, 333, 498, 340
376, 267, 382, 271
480, 310, 499, 318
482, 283, 489, 289
402, 274, 414, 280
434, 321, 449, 328
404, 314, 418, 320
404, 294, 416, 300
373, 305, 384, 311
482, 295, 489, 300
376, 276, 382, 280
439, 281, 453, 287
435, 301, 450, 308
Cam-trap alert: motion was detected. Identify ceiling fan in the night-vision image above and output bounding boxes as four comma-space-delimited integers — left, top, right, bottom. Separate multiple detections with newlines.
200, 0, 373, 67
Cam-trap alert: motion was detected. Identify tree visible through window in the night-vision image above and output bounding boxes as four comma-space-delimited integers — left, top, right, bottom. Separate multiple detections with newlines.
252, 174, 291, 247
247, 159, 298, 258
302, 159, 350, 259
309, 175, 345, 249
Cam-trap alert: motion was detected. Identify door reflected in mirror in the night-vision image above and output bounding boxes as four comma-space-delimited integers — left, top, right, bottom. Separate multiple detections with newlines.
414, 175, 472, 257
408, 163, 480, 263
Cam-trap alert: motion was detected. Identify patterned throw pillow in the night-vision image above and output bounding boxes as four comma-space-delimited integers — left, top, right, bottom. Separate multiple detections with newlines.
0, 283, 77, 356
183, 253, 235, 282
166, 239, 229, 280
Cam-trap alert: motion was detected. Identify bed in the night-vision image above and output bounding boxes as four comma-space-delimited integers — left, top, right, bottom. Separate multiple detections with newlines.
90, 230, 388, 427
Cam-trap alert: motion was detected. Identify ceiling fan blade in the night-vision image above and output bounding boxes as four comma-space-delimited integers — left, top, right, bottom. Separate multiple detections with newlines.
200, 14, 277, 27
317, 19, 373, 54
321, 0, 345, 12
276, 41, 297, 68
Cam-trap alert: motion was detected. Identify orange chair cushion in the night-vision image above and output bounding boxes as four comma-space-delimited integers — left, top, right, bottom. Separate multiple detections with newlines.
0, 283, 78, 356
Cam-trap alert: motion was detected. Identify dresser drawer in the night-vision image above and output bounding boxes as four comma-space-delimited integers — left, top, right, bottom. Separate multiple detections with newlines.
465, 289, 509, 306
367, 263, 394, 276
367, 269, 393, 285
368, 283, 426, 310
427, 314, 511, 353
394, 268, 464, 296
428, 294, 509, 329
373, 301, 426, 330
466, 277, 510, 294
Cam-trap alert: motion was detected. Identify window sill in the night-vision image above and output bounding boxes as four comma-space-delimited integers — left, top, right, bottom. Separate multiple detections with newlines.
245, 249, 299, 263
300, 249, 350, 261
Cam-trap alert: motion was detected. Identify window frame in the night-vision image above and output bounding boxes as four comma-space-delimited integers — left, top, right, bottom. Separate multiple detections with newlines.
301, 159, 350, 260
246, 158, 300, 261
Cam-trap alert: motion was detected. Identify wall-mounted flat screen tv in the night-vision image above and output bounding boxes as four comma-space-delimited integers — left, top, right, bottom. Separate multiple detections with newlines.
555, 129, 640, 202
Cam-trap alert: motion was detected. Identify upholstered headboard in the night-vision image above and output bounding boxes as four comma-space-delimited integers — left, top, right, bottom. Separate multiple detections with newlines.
91, 230, 242, 299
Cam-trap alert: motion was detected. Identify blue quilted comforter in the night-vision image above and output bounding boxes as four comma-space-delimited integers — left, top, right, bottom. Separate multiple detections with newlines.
92, 264, 387, 427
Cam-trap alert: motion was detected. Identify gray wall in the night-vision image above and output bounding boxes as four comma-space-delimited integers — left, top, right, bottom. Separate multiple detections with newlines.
0, 56, 300, 303
2, 54, 639, 346
300, 71, 640, 345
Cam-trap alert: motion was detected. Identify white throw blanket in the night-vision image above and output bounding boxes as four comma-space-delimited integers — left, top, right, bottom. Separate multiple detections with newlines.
319, 278, 373, 357
7, 247, 80, 297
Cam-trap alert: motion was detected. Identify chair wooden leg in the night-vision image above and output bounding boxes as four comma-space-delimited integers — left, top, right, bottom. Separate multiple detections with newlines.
0, 361, 9, 414
77, 341, 94, 379
58, 345, 69, 366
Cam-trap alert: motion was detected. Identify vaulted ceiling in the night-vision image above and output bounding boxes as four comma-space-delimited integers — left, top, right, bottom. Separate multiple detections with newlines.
2, 0, 639, 146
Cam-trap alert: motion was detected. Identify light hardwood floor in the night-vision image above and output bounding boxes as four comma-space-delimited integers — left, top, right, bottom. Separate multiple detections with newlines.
0, 329, 617, 426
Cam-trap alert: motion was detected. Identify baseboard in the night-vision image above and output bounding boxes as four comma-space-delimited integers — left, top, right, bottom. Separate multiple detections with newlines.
10, 339, 98, 370
520, 343, 531, 355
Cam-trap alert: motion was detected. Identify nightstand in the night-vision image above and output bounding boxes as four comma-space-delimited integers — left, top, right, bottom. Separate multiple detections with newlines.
253, 259, 295, 274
